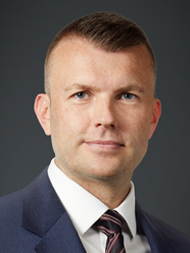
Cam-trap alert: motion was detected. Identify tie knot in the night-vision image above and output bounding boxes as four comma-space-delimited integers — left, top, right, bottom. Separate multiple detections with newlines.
95, 209, 124, 236
94, 210, 126, 253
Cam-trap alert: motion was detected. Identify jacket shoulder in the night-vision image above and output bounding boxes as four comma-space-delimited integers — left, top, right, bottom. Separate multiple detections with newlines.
0, 187, 41, 252
0, 190, 23, 223
144, 210, 190, 248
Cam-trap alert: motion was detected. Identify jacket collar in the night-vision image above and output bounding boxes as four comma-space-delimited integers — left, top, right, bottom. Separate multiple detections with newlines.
136, 201, 174, 253
22, 168, 86, 253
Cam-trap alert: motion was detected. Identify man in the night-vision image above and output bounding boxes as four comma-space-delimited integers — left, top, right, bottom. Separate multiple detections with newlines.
0, 12, 189, 253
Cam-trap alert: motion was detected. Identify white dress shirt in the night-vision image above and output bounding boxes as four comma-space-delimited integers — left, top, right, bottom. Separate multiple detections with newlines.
48, 158, 151, 253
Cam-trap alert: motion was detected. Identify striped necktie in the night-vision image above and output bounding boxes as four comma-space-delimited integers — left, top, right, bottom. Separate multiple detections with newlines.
95, 209, 126, 253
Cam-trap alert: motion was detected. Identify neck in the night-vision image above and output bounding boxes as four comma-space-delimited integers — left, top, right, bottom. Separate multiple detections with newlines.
55, 159, 132, 209
78, 178, 132, 209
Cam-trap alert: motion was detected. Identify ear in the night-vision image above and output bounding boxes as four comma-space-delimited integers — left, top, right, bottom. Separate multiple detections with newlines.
34, 94, 51, 135
149, 98, 161, 139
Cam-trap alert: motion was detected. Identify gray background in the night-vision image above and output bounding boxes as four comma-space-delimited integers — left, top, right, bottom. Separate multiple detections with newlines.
0, 1, 190, 236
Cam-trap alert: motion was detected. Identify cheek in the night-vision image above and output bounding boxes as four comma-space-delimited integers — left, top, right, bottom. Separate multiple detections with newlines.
125, 108, 152, 142
51, 103, 90, 142
136, 110, 153, 145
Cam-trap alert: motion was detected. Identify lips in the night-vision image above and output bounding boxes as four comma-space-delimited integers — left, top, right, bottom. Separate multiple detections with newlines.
85, 140, 124, 150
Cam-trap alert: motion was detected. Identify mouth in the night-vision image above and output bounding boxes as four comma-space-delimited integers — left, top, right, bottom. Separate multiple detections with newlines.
85, 140, 125, 150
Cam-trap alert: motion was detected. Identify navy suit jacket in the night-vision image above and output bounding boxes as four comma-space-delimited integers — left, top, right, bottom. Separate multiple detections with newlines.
0, 168, 190, 253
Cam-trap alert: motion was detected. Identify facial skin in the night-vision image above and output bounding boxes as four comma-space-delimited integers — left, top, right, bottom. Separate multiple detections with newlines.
35, 38, 161, 208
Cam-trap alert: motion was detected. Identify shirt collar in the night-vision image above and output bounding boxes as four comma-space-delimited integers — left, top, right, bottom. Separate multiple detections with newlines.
115, 181, 136, 239
48, 158, 136, 239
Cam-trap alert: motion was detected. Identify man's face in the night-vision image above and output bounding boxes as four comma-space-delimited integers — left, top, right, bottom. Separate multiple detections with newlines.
38, 38, 161, 184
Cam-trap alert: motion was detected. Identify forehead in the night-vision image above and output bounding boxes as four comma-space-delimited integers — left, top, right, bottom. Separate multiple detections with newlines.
48, 38, 154, 92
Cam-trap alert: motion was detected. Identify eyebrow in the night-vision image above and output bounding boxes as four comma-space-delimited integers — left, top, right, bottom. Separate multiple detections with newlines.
115, 84, 145, 94
64, 83, 100, 92
64, 83, 145, 94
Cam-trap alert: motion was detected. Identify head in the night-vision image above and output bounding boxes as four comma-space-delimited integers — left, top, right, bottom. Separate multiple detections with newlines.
35, 12, 161, 191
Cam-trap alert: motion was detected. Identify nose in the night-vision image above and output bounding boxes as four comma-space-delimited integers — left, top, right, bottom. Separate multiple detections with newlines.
92, 97, 117, 129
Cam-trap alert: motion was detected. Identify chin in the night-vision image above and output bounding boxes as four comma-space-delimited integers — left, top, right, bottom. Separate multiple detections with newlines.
85, 163, 127, 180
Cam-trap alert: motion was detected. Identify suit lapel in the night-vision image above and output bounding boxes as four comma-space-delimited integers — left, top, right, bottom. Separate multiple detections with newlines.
136, 201, 174, 253
22, 168, 86, 253
35, 211, 86, 253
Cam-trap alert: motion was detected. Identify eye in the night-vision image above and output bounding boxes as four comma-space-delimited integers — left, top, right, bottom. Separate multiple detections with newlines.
121, 93, 136, 100
75, 92, 88, 99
